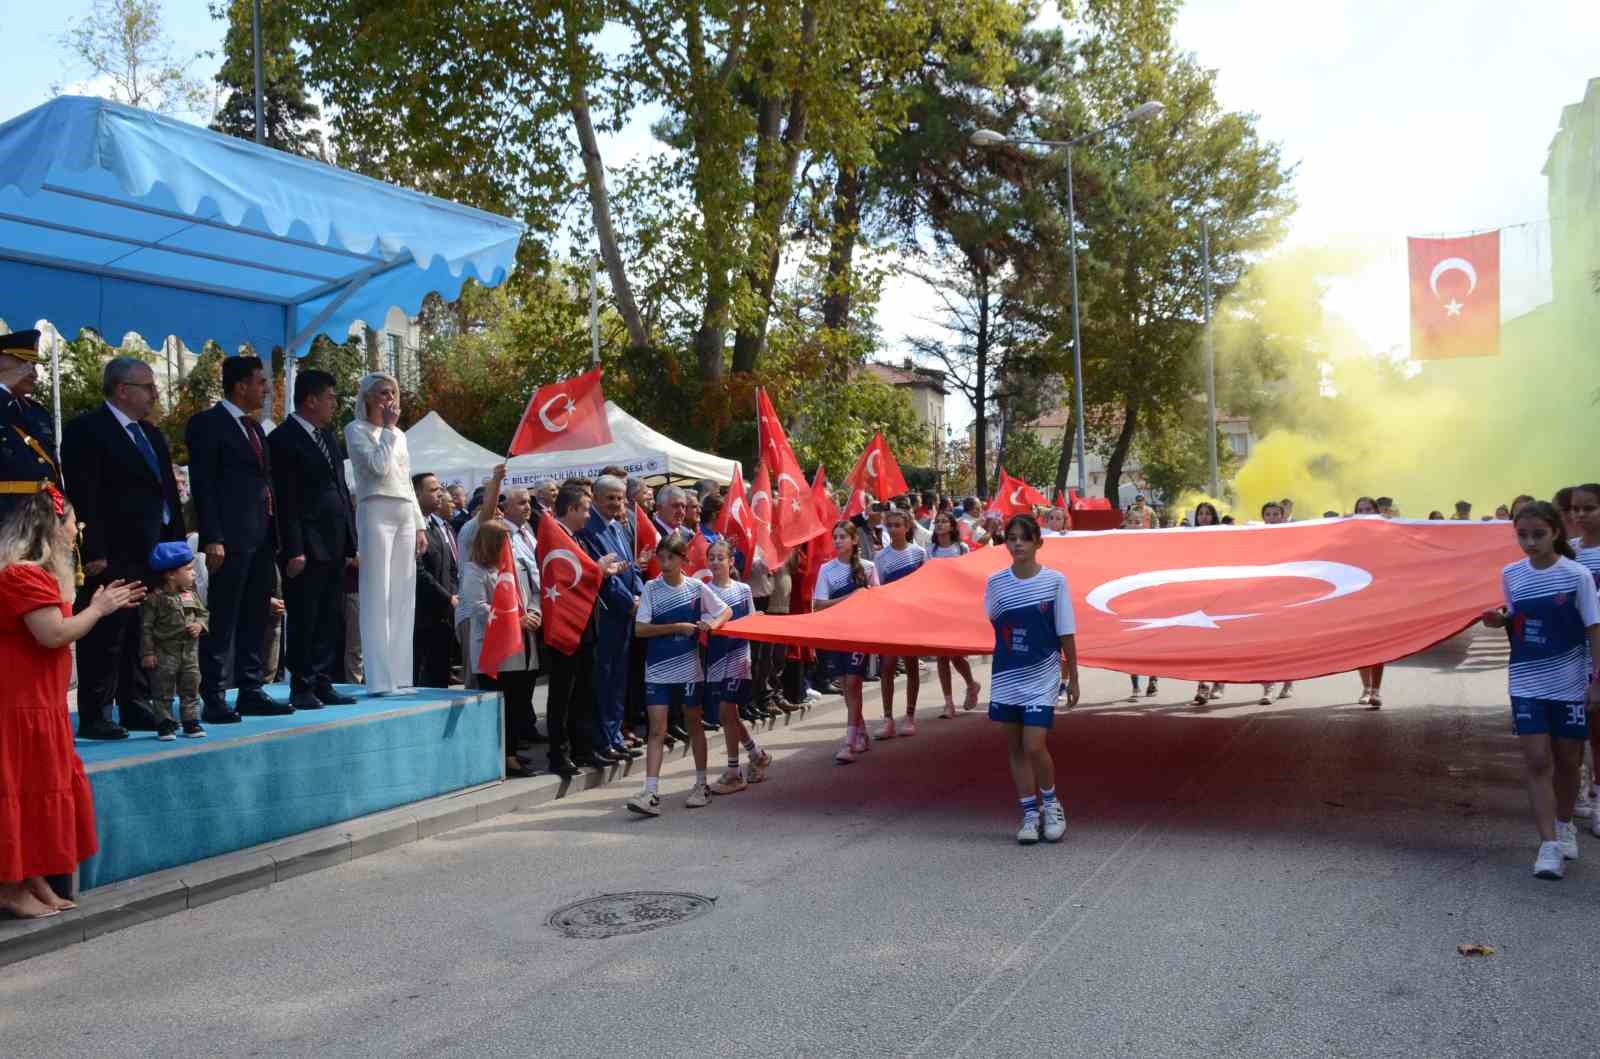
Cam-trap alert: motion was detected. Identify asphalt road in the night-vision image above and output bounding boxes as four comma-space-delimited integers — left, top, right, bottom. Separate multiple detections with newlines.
6, 626, 1598, 1058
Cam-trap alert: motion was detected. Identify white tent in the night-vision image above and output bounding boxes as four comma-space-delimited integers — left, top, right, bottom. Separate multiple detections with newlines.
402, 411, 505, 492
506, 400, 739, 486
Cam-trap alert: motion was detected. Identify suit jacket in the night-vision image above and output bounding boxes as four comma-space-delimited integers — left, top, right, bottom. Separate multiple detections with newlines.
185, 403, 274, 553
267, 417, 356, 564
61, 404, 183, 569
577, 507, 641, 624
416, 514, 459, 628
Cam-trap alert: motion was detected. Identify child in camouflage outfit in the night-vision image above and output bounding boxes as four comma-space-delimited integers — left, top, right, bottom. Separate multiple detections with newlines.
141, 541, 209, 740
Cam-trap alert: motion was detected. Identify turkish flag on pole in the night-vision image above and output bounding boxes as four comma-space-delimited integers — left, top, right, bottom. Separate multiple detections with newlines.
509, 366, 614, 455
722, 518, 1520, 682
757, 390, 824, 549
534, 511, 602, 654
685, 531, 712, 582
478, 537, 525, 679
993, 469, 1046, 518
1408, 231, 1500, 360
748, 462, 785, 570
634, 502, 659, 562
845, 432, 910, 504
716, 466, 757, 574
843, 486, 868, 520
800, 466, 841, 609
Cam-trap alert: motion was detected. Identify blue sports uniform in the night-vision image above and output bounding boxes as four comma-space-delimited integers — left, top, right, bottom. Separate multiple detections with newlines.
812, 557, 880, 677
1502, 556, 1599, 739
985, 566, 1076, 728
638, 575, 729, 710
705, 579, 754, 706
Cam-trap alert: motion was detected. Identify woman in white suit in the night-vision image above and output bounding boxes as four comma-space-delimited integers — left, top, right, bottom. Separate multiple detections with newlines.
345, 373, 426, 696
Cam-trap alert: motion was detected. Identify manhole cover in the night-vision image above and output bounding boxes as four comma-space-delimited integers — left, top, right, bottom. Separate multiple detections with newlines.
548, 891, 715, 939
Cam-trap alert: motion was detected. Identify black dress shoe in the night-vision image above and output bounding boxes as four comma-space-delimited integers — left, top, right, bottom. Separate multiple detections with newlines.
314, 685, 358, 706
289, 694, 325, 710
77, 721, 129, 741
570, 753, 611, 769
611, 745, 642, 760
548, 756, 580, 778
667, 722, 690, 742
201, 707, 242, 724
236, 691, 295, 716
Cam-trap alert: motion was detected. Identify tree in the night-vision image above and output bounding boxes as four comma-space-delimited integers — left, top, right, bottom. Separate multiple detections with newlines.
56, 0, 210, 117
209, 0, 324, 156
1025, 0, 1293, 500
997, 427, 1058, 493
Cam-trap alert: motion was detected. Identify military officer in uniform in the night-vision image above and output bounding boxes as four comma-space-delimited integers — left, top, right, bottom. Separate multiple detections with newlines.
0, 329, 61, 525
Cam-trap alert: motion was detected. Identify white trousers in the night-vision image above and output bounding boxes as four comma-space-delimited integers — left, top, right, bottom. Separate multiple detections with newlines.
357, 496, 417, 694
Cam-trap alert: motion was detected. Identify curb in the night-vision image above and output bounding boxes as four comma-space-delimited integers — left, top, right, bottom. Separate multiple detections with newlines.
0, 683, 886, 967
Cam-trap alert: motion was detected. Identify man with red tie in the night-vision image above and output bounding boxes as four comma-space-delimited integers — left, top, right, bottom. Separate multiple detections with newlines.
185, 355, 285, 718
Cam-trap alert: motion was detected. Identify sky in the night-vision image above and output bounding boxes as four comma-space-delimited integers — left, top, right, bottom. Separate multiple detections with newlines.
5, 0, 1597, 431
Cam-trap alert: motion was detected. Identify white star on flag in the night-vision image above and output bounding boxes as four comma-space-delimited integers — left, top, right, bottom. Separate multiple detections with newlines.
1121, 610, 1256, 630
1443, 299, 1463, 317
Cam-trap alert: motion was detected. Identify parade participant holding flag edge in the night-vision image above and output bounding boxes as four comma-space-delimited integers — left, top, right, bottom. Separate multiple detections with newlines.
986, 513, 1078, 845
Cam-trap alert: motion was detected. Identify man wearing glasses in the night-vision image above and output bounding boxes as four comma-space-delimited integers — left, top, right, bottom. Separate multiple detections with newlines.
61, 357, 185, 739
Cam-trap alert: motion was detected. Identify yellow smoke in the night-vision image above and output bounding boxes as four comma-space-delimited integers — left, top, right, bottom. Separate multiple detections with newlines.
1216, 230, 1596, 519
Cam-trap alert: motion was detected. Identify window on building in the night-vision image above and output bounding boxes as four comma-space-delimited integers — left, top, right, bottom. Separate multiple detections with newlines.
1228, 433, 1249, 458
385, 333, 401, 376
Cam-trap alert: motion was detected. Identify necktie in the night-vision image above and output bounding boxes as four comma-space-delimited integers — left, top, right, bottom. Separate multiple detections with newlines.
437, 516, 457, 563
311, 424, 335, 470
241, 416, 273, 517
127, 422, 171, 524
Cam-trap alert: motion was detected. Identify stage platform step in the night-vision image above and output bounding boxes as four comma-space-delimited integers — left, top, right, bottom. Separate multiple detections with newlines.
76, 684, 503, 889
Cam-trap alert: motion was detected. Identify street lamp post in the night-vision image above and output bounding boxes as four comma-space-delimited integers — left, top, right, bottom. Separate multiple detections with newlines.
971, 100, 1163, 499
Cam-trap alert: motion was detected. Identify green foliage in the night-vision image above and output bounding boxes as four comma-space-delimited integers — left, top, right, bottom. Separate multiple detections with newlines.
208, 0, 324, 156
1133, 404, 1237, 504
997, 427, 1058, 495
56, 0, 210, 116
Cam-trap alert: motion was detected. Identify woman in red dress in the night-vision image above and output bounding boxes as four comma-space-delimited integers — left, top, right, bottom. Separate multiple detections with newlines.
1, 488, 144, 919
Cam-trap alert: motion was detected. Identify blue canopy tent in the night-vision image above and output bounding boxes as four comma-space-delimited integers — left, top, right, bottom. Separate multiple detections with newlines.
0, 95, 524, 439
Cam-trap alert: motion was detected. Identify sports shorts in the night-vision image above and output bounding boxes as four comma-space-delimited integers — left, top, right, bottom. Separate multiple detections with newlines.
987, 701, 1055, 729
645, 681, 703, 711
1510, 697, 1588, 740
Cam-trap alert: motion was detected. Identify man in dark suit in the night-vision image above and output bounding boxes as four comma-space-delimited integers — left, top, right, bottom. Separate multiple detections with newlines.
61, 357, 185, 739
186, 355, 284, 719
413, 471, 458, 688
267, 369, 358, 710
0, 330, 62, 527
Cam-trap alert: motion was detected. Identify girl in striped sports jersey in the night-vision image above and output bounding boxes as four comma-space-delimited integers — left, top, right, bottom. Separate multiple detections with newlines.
626, 535, 731, 817
929, 512, 981, 716
874, 509, 927, 738
703, 539, 774, 795
986, 514, 1079, 845
1482, 502, 1600, 879
813, 521, 880, 764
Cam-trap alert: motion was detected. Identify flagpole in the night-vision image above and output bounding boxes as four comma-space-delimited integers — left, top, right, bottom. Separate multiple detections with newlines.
1202, 218, 1219, 498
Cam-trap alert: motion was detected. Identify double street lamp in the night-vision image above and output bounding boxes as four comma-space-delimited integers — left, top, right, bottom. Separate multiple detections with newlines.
971, 100, 1164, 498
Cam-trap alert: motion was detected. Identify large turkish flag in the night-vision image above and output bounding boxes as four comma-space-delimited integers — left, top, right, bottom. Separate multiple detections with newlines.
723, 518, 1518, 682
1408, 231, 1500, 360
509, 366, 614, 454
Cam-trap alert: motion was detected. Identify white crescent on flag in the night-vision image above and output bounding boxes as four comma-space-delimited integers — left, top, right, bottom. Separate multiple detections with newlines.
538, 394, 573, 432
776, 473, 803, 495
1429, 257, 1478, 298
751, 490, 771, 525
865, 449, 880, 480
540, 548, 583, 601
1009, 486, 1026, 506
1085, 560, 1373, 631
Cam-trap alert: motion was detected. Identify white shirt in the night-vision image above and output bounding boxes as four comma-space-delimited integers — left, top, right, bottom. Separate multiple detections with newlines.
344, 419, 423, 532
218, 398, 258, 442
105, 400, 138, 432
290, 413, 324, 441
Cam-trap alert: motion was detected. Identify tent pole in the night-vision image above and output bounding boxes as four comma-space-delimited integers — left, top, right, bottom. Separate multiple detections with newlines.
50, 326, 61, 461
282, 305, 295, 425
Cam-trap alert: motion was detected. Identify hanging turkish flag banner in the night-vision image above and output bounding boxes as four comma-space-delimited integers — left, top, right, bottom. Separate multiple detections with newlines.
993, 469, 1047, 518
1407, 231, 1500, 360
845, 432, 910, 504
534, 511, 602, 654
756, 389, 824, 549
478, 537, 526, 678
748, 461, 785, 569
723, 519, 1519, 682
715, 466, 757, 574
508, 366, 614, 455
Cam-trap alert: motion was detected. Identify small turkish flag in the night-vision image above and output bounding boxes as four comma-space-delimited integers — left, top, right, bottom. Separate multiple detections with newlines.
478, 537, 525, 679
1054, 490, 1068, 509
757, 390, 825, 549
1408, 230, 1500, 360
685, 531, 712, 582
993, 469, 1046, 519
843, 486, 868, 519
509, 366, 614, 455
749, 462, 785, 569
534, 511, 602, 654
634, 502, 659, 562
845, 432, 909, 504
716, 465, 757, 574
801, 465, 841, 607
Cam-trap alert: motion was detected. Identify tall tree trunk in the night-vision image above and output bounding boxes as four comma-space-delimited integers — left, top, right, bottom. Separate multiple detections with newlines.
1103, 396, 1140, 503
686, 4, 732, 382
562, 3, 648, 351
973, 268, 991, 500
1052, 387, 1076, 497
821, 163, 862, 331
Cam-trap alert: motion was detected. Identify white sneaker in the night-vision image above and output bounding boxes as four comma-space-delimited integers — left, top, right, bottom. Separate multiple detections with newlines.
1576, 785, 1596, 820
1041, 802, 1067, 843
1278, 682, 1294, 700
1534, 840, 1565, 879
686, 783, 710, 809
747, 749, 772, 783
835, 741, 856, 765
1557, 820, 1580, 860
1016, 811, 1042, 845
625, 791, 661, 817
874, 718, 896, 740
1258, 683, 1275, 705
804, 688, 823, 702
852, 728, 871, 753
900, 716, 917, 737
